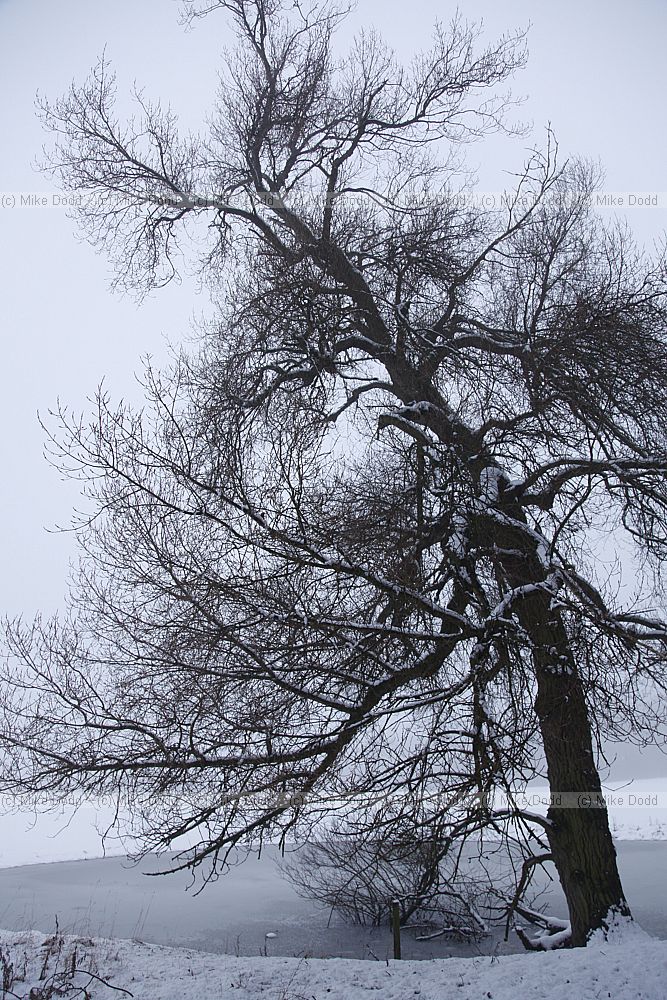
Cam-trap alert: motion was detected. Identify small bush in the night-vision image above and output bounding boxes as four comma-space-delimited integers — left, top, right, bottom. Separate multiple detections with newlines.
282, 825, 489, 939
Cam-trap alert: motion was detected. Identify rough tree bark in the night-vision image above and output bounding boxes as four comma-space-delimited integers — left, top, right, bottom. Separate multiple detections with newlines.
383, 356, 630, 944
492, 496, 630, 945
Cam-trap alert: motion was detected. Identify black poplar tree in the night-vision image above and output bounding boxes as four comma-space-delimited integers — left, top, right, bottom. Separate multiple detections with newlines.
3, 0, 667, 948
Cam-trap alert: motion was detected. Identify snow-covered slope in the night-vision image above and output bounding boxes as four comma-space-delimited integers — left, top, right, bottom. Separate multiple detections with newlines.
2, 777, 666, 870
0, 803, 130, 868
0, 925, 664, 1000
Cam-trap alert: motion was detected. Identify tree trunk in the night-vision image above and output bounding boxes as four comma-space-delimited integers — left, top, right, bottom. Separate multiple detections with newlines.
500, 525, 631, 945
386, 366, 631, 945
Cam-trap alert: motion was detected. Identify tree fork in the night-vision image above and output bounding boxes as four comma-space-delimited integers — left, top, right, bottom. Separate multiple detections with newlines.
385, 365, 632, 944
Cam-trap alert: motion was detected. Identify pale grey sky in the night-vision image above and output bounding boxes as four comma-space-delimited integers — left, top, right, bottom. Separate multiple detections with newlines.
1, 0, 666, 775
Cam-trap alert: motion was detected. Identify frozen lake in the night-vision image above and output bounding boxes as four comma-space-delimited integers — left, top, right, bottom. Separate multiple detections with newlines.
0, 842, 665, 961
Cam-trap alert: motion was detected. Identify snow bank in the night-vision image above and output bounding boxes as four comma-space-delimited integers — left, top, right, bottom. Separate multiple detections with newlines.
0, 927, 665, 1000
0, 803, 131, 868
2, 777, 667, 872
497, 778, 667, 841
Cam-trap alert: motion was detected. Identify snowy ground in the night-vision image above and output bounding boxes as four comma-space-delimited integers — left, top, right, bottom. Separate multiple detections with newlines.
498, 778, 667, 841
1, 842, 666, 961
0, 779, 666, 995
2, 777, 666, 871
0, 923, 665, 999
0, 802, 130, 869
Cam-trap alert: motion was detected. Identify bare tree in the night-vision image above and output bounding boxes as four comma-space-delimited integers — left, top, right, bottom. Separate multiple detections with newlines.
281, 820, 490, 939
3, 0, 667, 949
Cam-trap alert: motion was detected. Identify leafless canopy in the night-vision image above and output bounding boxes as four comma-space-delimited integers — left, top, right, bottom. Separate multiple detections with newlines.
3, 0, 667, 946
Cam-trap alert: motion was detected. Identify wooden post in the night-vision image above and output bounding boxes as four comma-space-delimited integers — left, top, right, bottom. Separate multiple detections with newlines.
391, 899, 401, 960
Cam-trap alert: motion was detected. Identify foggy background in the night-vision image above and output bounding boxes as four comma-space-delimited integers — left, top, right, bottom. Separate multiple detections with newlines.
1, 0, 666, 778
